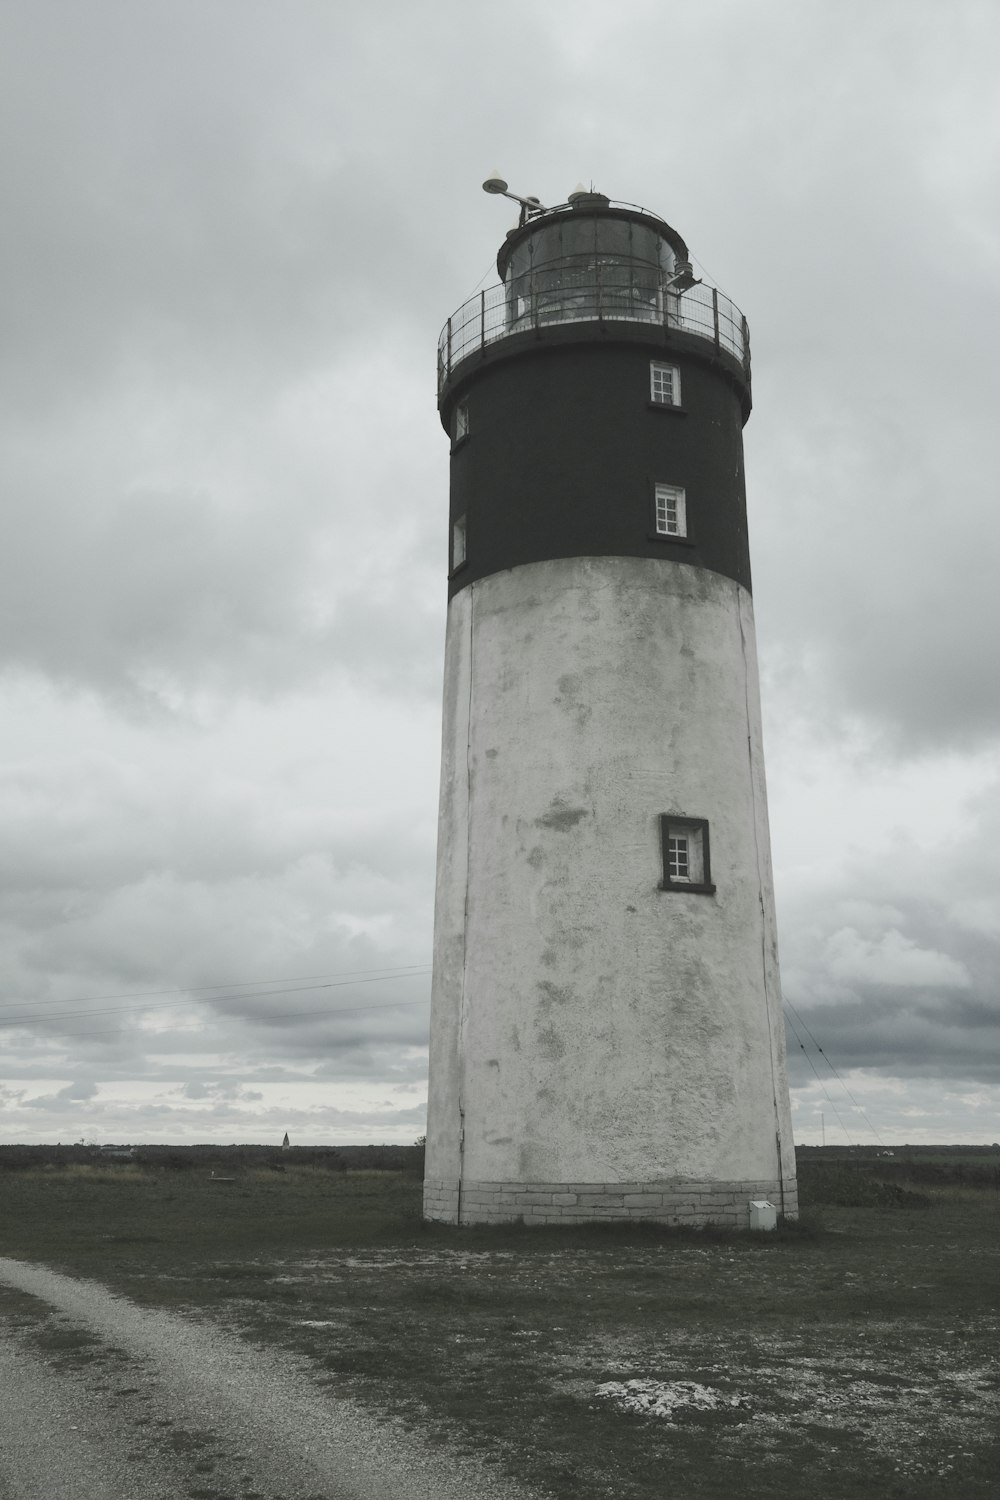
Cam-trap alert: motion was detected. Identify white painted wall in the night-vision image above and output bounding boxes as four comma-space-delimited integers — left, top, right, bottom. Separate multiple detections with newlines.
425, 556, 795, 1194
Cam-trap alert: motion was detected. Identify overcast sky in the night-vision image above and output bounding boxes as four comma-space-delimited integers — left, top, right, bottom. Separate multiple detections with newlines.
1, 0, 998, 1149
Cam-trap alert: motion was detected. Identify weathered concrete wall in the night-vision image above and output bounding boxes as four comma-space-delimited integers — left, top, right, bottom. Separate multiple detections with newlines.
424, 555, 796, 1223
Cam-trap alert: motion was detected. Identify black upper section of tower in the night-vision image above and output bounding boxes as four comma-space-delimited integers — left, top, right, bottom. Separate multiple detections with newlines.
439, 199, 753, 600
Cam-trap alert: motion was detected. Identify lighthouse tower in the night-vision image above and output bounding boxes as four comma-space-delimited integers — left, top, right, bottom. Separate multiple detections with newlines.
423, 182, 797, 1227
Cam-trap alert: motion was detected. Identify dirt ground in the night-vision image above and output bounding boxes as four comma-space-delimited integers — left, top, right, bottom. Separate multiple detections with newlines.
0, 1255, 539, 1500
0, 1162, 996, 1498
218, 1225, 999, 1498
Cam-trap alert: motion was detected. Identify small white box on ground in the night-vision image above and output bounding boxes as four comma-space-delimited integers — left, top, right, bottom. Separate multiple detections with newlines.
749, 1199, 777, 1231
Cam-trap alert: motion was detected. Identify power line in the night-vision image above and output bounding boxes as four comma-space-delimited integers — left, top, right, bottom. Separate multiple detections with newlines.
0, 972, 431, 1032
463, 258, 499, 300
0, 961, 431, 1011
0, 993, 429, 1046
784, 997, 885, 1145
0, 962, 431, 1023
783, 1003, 856, 1145
689, 252, 735, 304
0, 968, 431, 1030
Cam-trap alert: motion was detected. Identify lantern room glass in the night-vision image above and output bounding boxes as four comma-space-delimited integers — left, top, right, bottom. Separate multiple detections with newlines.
503, 213, 679, 331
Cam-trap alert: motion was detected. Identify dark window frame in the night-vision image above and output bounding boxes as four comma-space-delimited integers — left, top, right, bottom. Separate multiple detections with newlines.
658, 814, 716, 895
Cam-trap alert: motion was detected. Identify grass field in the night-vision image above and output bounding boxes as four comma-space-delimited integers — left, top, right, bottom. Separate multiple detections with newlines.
0, 1152, 997, 1499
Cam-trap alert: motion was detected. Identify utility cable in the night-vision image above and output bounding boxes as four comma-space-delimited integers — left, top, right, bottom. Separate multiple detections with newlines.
783, 1003, 855, 1146
0, 967, 431, 1032
689, 251, 734, 303
783, 996, 885, 1145
463, 258, 498, 299
0, 993, 429, 1046
0, 962, 431, 1018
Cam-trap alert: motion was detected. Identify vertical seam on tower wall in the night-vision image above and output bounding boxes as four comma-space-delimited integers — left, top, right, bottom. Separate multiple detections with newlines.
737, 588, 785, 1212
456, 583, 475, 1224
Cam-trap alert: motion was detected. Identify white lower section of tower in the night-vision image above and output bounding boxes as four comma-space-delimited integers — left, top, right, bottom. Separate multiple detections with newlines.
424, 556, 797, 1226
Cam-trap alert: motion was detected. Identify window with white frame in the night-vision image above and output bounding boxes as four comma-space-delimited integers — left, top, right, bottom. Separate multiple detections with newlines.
650, 361, 681, 406
666, 833, 689, 881
659, 815, 715, 894
452, 514, 467, 570
454, 402, 470, 443
655, 483, 687, 538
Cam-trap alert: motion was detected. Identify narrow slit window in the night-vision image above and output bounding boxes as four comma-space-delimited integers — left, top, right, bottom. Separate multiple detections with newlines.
655, 483, 687, 538
650, 361, 681, 406
452, 514, 467, 570
454, 402, 470, 443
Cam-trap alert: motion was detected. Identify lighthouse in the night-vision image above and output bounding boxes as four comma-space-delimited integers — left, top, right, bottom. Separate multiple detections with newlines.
423, 181, 797, 1227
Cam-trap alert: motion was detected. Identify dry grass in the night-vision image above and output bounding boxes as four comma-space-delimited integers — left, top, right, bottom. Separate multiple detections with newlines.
0, 1158, 997, 1498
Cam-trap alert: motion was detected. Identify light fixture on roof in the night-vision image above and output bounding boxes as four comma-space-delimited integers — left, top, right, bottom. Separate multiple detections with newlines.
482, 172, 547, 215
665, 260, 701, 292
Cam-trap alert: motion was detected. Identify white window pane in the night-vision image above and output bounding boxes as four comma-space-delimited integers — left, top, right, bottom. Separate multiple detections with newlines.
650, 362, 681, 405
668, 836, 689, 879
665, 824, 704, 883
655, 484, 686, 537
660, 815, 712, 892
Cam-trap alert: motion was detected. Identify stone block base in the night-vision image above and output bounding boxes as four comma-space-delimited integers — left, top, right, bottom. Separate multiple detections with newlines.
423, 1176, 798, 1227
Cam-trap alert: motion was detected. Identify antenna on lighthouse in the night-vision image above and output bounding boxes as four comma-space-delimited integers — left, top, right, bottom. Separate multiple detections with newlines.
482, 172, 547, 222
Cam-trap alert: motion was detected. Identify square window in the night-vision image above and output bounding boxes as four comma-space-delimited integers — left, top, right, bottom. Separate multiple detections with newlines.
452, 514, 467, 570
655, 483, 687, 538
454, 402, 470, 443
659, 815, 715, 894
650, 361, 681, 406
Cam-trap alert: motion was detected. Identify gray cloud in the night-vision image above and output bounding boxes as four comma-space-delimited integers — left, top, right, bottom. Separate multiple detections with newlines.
2, 0, 998, 1145
778, 778, 1000, 1090
56, 1080, 99, 1100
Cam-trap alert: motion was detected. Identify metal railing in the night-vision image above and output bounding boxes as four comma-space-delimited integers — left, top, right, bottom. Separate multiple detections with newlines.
438, 278, 750, 394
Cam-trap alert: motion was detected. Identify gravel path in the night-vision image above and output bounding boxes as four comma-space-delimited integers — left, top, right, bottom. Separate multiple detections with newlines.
0, 1257, 538, 1500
